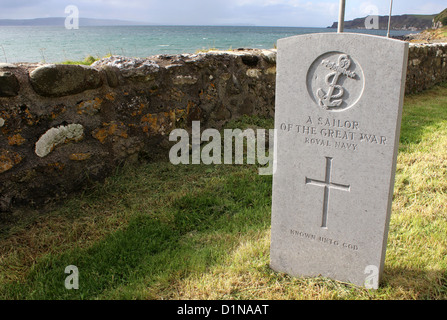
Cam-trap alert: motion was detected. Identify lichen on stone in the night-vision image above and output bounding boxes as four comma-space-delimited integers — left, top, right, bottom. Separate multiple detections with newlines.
172, 75, 198, 86
35, 124, 84, 158
140, 108, 188, 135
92, 56, 160, 80
260, 49, 277, 63
246, 69, 262, 78
77, 98, 103, 115
8, 134, 26, 146
92, 121, 128, 144
69, 153, 92, 161
0, 149, 23, 174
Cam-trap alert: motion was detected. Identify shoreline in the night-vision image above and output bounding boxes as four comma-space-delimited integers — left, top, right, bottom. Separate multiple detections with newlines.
0, 25, 419, 64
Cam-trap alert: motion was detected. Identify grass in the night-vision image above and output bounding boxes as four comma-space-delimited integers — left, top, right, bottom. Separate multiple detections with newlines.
59, 55, 99, 66
0, 84, 447, 300
414, 25, 447, 42
196, 47, 220, 53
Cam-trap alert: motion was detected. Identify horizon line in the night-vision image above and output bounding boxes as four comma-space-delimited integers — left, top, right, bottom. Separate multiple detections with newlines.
0, 17, 329, 28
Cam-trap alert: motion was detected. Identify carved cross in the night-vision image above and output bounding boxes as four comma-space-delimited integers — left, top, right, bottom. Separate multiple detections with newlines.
305, 157, 351, 229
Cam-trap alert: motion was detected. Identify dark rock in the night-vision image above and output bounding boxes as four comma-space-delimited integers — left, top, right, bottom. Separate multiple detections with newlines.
241, 54, 259, 67
100, 65, 120, 88
0, 194, 12, 212
0, 71, 20, 97
30, 64, 102, 97
213, 103, 231, 121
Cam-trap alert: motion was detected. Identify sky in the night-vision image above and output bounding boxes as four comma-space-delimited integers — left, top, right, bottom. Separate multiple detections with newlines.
0, 0, 445, 27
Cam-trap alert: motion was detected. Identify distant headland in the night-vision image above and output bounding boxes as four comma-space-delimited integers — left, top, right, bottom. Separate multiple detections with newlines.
0, 17, 149, 27
329, 13, 437, 31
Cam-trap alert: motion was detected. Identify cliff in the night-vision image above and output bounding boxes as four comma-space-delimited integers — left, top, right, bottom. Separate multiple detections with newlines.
330, 14, 436, 31
433, 8, 447, 28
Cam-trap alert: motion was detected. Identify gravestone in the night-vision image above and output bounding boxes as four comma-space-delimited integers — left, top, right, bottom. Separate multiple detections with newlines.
270, 33, 409, 288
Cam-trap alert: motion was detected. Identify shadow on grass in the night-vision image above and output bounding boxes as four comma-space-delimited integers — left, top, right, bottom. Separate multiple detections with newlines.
0, 166, 273, 300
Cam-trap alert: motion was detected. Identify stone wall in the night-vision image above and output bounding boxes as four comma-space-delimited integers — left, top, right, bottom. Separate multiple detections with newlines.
0, 43, 446, 213
406, 43, 447, 94
0, 49, 276, 212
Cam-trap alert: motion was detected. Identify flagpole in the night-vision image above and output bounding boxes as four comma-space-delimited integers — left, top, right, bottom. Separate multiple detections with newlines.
387, 0, 394, 38
338, 0, 346, 33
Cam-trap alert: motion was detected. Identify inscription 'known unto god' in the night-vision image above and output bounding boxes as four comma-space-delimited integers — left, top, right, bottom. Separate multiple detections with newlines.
290, 229, 359, 251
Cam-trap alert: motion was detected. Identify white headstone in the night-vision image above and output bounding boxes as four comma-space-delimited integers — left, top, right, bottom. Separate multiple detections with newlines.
270, 33, 409, 288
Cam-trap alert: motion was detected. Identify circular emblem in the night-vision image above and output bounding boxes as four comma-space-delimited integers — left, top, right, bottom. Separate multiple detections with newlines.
307, 52, 365, 112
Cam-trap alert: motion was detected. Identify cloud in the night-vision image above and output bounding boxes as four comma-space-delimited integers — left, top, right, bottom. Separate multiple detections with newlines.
0, 0, 340, 26
215, 0, 340, 26
0, 0, 45, 9
0, 0, 445, 26
346, 0, 445, 20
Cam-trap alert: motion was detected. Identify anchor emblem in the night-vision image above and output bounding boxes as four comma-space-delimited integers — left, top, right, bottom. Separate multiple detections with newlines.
317, 54, 357, 109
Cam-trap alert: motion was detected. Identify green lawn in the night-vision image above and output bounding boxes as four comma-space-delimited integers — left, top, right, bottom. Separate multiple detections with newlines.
0, 83, 446, 300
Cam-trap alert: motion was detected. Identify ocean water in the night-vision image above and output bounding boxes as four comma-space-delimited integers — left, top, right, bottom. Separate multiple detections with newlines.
0, 25, 416, 63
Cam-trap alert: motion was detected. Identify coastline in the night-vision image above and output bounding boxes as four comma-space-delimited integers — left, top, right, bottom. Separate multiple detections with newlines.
0, 25, 418, 64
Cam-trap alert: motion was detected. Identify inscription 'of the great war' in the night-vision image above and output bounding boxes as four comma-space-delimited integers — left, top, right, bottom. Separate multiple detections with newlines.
279, 116, 388, 152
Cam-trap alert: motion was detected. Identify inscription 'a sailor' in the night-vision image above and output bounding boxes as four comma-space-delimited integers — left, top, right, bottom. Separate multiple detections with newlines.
307, 116, 360, 130
315, 117, 360, 131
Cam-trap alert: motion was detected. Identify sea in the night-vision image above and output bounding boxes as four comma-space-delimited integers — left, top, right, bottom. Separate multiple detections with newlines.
0, 25, 417, 63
